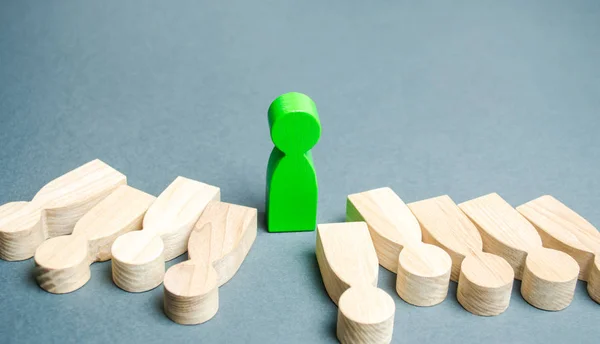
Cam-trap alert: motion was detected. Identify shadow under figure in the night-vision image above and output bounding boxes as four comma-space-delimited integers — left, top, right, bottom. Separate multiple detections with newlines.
266, 92, 321, 233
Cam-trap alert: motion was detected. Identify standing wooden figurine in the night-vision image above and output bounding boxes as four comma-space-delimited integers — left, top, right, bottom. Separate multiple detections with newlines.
266, 92, 321, 232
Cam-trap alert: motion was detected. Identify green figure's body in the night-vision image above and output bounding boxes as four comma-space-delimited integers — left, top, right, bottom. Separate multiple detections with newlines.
266, 92, 321, 232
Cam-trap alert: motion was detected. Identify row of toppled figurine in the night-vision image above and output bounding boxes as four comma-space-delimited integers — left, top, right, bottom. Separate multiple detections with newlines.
0, 159, 258, 325
317, 187, 600, 344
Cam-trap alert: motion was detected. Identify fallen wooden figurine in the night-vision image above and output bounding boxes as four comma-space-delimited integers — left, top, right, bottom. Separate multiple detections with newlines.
316, 222, 395, 344
34, 185, 155, 293
0, 159, 126, 261
408, 195, 515, 316
163, 201, 257, 325
347, 187, 422, 272
517, 195, 600, 304
347, 187, 452, 307
111, 176, 220, 292
460, 193, 580, 311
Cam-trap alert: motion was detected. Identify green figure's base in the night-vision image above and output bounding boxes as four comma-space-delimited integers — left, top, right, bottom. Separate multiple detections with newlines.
266, 225, 316, 233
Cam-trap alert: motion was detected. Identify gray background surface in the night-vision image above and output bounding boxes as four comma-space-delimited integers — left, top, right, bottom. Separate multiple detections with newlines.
0, 1, 599, 343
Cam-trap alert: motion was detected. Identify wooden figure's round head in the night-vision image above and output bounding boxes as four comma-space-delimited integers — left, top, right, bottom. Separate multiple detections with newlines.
34, 235, 91, 294
337, 285, 395, 343
0, 201, 45, 261
457, 251, 514, 316
521, 247, 579, 311
111, 231, 165, 292
163, 260, 219, 325
268, 92, 321, 155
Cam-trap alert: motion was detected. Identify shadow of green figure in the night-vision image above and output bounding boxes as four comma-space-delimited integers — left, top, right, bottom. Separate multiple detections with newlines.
266, 92, 321, 232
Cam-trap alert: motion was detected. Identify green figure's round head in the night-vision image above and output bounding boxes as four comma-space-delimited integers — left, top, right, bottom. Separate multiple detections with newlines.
268, 92, 321, 155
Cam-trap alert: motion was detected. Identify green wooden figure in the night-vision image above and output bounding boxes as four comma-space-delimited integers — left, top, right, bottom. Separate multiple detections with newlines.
266, 92, 321, 232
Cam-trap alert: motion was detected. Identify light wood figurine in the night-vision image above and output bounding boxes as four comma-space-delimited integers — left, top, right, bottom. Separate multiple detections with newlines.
460, 193, 580, 311
347, 187, 452, 307
517, 195, 600, 304
316, 222, 395, 344
111, 176, 220, 292
34, 185, 155, 293
163, 201, 257, 325
0, 159, 126, 261
347, 187, 422, 272
408, 195, 514, 316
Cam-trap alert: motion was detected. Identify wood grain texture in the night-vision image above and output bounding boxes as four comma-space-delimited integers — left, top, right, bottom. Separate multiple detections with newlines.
0, 159, 126, 261
337, 285, 395, 344
521, 247, 580, 311
459, 193, 542, 280
346, 187, 422, 272
347, 187, 451, 307
408, 195, 514, 316
111, 177, 220, 292
588, 256, 600, 304
34, 185, 155, 293
457, 251, 514, 316
187, 201, 258, 286
408, 195, 483, 282
163, 201, 257, 325
316, 222, 379, 305
517, 195, 600, 281
396, 242, 452, 307
164, 260, 219, 325
142, 177, 221, 260
460, 193, 580, 311
112, 231, 165, 292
